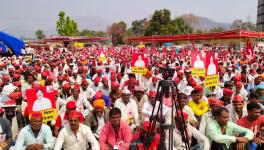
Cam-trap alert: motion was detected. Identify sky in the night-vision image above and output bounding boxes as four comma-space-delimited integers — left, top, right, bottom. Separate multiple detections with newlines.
0, 0, 258, 38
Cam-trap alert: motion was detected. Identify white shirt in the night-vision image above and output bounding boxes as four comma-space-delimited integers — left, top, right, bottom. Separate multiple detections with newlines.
114, 98, 140, 126
167, 124, 210, 150
80, 87, 96, 99
141, 100, 160, 121
66, 94, 93, 117
199, 111, 213, 135
32, 97, 52, 111
229, 106, 248, 123
95, 115, 105, 138
54, 124, 100, 150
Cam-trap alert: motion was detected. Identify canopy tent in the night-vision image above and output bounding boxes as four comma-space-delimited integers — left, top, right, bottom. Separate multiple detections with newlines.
45, 36, 111, 42
128, 30, 264, 43
0, 31, 25, 56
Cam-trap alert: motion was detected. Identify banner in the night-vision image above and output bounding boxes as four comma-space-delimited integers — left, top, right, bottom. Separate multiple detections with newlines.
191, 50, 206, 77
131, 52, 148, 68
132, 66, 148, 74
204, 75, 218, 87
205, 51, 218, 76
26, 86, 57, 123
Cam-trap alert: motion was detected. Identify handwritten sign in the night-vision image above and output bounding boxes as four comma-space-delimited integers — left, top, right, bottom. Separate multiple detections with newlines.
41, 108, 57, 123
204, 75, 218, 87
132, 67, 148, 74
191, 68, 206, 77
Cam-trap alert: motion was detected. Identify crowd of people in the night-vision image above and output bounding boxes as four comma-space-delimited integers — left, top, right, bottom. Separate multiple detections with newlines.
0, 44, 263, 150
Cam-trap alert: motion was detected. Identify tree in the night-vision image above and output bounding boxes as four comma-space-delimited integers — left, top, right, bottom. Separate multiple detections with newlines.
210, 27, 225, 32
144, 9, 192, 36
131, 18, 148, 36
79, 29, 107, 37
35, 29, 45, 39
107, 21, 128, 45
56, 11, 79, 36
231, 19, 256, 31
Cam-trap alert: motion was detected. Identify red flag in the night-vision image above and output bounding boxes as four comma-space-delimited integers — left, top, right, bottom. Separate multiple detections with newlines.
246, 40, 254, 58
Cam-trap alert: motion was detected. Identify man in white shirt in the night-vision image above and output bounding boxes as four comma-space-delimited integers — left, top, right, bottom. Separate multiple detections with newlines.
141, 91, 159, 121
80, 79, 95, 102
54, 111, 100, 150
66, 84, 93, 117
114, 88, 140, 131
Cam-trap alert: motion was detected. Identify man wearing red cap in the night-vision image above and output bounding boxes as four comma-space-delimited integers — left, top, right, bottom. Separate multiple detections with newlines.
147, 76, 159, 92
15, 111, 54, 149
168, 111, 210, 150
234, 81, 248, 101
66, 84, 93, 117
90, 76, 101, 92
129, 121, 160, 150
99, 107, 132, 149
229, 95, 247, 123
141, 91, 159, 122
54, 111, 99, 150
109, 82, 121, 107
99, 77, 110, 96
80, 79, 95, 102
199, 98, 224, 135
85, 99, 109, 139
220, 88, 233, 110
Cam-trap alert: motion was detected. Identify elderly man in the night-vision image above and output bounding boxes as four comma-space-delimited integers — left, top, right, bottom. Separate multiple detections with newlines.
114, 88, 140, 131
85, 99, 109, 139
206, 107, 254, 150
15, 111, 54, 150
99, 107, 132, 149
54, 111, 99, 150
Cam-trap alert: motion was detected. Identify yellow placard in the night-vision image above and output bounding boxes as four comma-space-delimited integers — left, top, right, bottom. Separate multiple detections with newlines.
191, 68, 206, 77
204, 75, 218, 87
132, 67, 148, 74
74, 42, 84, 48
41, 108, 57, 123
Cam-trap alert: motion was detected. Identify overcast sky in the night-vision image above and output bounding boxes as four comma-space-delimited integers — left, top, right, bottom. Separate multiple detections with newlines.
0, 0, 258, 37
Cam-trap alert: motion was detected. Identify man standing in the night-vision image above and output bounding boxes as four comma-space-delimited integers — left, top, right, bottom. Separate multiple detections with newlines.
15, 111, 54, 150
99, 107, 132, 149
54, 111, 99, 150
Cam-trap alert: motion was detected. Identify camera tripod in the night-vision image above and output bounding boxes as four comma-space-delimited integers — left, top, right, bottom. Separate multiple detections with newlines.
146, 79, 191, 150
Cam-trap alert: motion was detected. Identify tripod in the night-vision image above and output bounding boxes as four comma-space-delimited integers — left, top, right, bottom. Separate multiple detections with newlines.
146, 79, 191, 150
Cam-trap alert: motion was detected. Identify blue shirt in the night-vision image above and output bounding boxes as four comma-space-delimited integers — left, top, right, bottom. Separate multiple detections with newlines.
15, 124, 54, 150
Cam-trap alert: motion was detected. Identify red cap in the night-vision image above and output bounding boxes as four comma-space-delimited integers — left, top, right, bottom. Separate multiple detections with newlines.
174, 77, 180, 84
30, 111, 43, 120
41, 71, 49, 77
111, 82, 120, 89
72, 84, 80, 91
152, 76, 160, 82
235, 81, 243, 88
233, 75, 241, 82
194, 84, 203, 91
232, 95, 244, 102
13, 74, 20, 79
184, 67, 191, 72
66, 101, 77, 109
2, 75, 10, 81
223, 88, 233, 96
96, 69, 102, 73
189, 80, 196, 87
148, 91, 157, 97
102, 77, 108, 82
57, 76, 64, 81
208, 98, 224, 107
2, 99, 17, 107
94, 77, 100, 83
68, 110, 80, 119
62, 83, 71, 90
177, 71, 184, 76
12, 81, 21, 87
81, 80, 88, 85
9, 92, 22, 101
47, 76, 54, 82
94, 91, 103, 99
142, 121, 155, 132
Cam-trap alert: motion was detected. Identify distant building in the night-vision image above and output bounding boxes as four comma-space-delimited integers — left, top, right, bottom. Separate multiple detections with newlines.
257, 0, 264, 31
